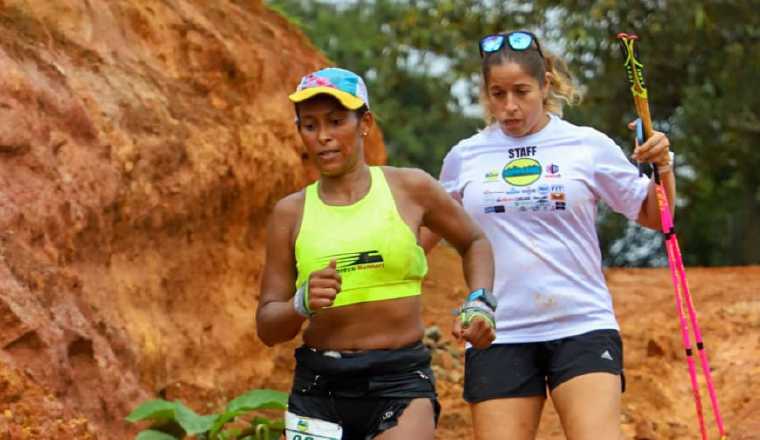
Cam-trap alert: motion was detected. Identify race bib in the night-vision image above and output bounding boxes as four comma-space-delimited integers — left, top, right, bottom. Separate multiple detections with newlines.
284, 410, 343, 440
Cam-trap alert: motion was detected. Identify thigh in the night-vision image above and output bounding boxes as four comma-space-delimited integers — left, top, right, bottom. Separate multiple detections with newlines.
464, 343, 546, 403
546, 329, 624, 391
551, 372, 622, 440
373, 398, 435, 440
471, 396, 545, 440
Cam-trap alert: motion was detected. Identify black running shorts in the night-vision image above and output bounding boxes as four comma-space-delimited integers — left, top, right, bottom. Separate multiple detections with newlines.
288, 341, 440, 440
464, 329, 625, 403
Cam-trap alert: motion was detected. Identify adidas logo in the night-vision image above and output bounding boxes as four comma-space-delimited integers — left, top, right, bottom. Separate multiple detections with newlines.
601, 350, 613, 361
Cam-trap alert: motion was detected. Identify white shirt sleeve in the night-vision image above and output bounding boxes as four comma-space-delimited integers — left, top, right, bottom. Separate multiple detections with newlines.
591, 134, 651, 221
439, 146, 464, 201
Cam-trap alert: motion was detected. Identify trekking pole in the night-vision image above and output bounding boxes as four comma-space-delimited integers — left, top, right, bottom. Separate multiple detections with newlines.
617, 32, 726, 440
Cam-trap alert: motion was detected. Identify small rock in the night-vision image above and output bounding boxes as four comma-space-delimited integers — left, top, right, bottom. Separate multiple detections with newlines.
646, 339, 665, 357
424, 326, 442, 343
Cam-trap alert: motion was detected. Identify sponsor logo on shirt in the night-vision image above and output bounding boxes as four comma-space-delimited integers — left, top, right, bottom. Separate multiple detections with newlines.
550, 192, 566, 201
545, 163, 562, 179
321, 251, 385, 273
503, 158, 542, 186
555, 201, 566, 210
483, 170, 501, 182
484, 205, 506, 214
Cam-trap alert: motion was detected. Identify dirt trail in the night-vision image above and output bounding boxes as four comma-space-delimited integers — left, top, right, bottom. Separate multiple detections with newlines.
422, 246, 760, 439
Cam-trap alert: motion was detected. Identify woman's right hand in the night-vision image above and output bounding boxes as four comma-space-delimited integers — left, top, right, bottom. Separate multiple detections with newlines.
307, 259, 342, 312
452, 315, 496, 350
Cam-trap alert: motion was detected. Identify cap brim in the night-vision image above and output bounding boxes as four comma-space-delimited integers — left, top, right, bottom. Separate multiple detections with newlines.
288, 86, 365, 110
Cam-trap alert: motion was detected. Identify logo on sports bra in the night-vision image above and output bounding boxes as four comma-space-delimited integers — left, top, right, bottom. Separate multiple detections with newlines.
322, 250, 385, 273
502, 158, 542, 186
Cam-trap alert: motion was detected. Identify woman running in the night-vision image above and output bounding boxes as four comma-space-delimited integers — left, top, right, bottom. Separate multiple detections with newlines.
256, 67, 497, 440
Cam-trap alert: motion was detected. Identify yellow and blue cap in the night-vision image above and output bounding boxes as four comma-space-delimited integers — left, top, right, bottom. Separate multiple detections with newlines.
289, 67, 370, 110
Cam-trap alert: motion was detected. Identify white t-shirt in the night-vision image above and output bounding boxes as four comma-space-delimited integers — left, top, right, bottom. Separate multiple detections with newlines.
440, 114, 650, 343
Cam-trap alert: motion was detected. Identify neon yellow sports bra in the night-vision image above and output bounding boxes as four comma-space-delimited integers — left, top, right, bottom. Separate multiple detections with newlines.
295, 167, 428, 308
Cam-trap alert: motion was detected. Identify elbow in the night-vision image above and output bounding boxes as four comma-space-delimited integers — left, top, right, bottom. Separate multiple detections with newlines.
256, 322, 298, 347
256, 325, 274, 347
642, 217, 661, 232
256, 327, 281, 347
260, 336, 277, 348
255, 313, 279, 347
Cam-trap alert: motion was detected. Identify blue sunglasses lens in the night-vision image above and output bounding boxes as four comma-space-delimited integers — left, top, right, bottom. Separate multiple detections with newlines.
481, 35, 505, 53
508, 32, 533, 50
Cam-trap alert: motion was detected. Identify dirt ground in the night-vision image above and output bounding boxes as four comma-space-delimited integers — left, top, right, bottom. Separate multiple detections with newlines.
419, 245, 760, 440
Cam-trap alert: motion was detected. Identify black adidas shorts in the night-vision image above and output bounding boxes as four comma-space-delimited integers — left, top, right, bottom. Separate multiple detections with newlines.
464, 329, 624, 403
288, 341, 440, 440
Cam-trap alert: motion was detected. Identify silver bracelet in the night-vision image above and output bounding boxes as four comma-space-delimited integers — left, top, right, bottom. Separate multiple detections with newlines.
293, 284, 312, 318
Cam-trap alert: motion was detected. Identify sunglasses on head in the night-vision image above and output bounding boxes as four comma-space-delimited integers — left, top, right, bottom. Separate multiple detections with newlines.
479, 31, 544, 59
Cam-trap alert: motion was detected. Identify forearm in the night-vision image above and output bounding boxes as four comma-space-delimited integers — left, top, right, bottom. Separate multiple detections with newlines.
641, 168, 677, 230
256, 298, 306, 346
459, 235, 494, 292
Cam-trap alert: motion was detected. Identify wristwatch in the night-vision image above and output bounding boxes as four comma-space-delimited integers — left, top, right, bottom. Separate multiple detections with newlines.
466, 288, 498, 311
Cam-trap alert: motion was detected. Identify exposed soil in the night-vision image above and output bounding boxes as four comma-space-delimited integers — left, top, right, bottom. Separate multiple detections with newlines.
421, 245, 760, 439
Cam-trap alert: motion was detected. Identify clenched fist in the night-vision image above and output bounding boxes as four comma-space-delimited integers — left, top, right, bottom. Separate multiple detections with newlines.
307, 259, 342, 312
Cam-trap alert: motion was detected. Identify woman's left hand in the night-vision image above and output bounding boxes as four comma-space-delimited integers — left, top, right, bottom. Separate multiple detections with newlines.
628, 121, 671, 167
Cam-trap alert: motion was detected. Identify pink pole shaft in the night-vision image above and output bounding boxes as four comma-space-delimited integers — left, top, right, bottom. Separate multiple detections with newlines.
656, 185, 726, 436
662, 227, 708, 440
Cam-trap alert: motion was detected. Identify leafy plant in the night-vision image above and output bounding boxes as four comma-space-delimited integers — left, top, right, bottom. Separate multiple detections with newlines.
126, 389, 288, 440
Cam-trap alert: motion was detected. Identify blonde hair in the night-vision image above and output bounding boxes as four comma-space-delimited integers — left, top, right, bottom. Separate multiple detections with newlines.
480, 37, 583, 124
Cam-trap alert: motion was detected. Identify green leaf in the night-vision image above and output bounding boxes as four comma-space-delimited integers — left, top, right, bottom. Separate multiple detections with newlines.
135, 430, 180, 440
126, 400, 177, 424
249, 416, 285, 440
227, 389, 288, 413
249, 416, 284, 431
218, 428, 241, 440
174, 401, 218, 435
209, 389, 288, 437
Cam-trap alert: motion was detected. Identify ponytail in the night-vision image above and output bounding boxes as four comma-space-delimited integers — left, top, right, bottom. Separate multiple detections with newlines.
542, 50, 582, 116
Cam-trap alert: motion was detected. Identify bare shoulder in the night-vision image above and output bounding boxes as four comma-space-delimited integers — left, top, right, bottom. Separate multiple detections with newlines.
273, 190, 304, 216
268, 189, 306, 239
380, 166, 438, 194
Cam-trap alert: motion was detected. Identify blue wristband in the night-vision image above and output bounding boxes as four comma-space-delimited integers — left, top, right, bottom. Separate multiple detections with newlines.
466, 288, 497, 311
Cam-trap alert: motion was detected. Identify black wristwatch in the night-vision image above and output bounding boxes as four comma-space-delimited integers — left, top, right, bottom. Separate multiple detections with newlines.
466, 288, 497, 311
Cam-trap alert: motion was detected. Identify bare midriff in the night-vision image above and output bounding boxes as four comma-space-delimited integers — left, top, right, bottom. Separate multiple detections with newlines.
302, 295, 424, 351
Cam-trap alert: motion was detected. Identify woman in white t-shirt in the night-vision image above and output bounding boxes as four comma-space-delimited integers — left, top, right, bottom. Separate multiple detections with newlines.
425, 31, 676, 439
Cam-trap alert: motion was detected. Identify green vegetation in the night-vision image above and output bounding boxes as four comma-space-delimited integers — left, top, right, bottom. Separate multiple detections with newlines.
126, 389, 287, 440
268, 0, 759, 267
